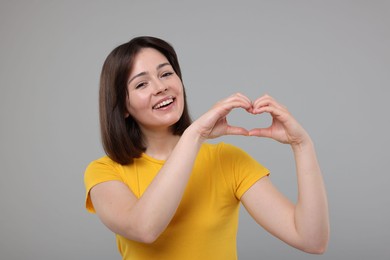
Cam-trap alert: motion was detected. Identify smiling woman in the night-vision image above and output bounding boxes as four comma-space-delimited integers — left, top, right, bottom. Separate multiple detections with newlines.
84, 36, 329, 259
98, 37, 192, 165
125, 48, 185, 136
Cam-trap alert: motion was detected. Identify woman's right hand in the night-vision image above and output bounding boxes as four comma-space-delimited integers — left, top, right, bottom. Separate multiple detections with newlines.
191, 93, 252, 140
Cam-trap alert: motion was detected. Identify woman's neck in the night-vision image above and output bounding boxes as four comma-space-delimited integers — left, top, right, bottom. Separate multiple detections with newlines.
143, 129, 181, 161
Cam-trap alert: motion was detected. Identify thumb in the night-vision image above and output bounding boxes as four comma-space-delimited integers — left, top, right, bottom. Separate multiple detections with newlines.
226, 125, 250, 136
248, 127, 272, 138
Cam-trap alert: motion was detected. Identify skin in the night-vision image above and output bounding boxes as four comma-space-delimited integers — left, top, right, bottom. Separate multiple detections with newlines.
90, 48, 329, 253
124, 48, 185, 159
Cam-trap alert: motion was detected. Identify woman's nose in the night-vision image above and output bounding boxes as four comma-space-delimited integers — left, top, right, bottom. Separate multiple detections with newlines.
153, 80, 168, 95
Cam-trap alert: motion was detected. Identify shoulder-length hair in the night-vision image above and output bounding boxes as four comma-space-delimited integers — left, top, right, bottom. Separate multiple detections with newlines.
99, 36, 192, 165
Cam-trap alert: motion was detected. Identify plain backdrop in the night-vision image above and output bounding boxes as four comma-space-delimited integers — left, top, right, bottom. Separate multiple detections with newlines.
1, 0, 389, 259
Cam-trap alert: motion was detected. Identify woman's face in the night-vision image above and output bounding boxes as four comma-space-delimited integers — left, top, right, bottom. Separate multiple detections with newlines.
125, 48, 184, 133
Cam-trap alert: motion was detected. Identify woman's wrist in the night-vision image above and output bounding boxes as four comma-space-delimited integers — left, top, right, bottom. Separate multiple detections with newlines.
182, 125, 207, 145
290, 134, 314, 153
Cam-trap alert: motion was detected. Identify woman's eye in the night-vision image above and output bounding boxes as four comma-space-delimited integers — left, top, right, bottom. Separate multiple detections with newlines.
161, 72, 174, 78
135, 82, 147, 89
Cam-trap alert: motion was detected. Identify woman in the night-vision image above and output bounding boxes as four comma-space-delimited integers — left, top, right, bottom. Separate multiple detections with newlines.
84, 36, 329, 259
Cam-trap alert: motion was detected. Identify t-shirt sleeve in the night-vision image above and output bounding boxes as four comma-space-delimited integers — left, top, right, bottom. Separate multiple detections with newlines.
84, 157, 123, 213
218, 143, 270, 200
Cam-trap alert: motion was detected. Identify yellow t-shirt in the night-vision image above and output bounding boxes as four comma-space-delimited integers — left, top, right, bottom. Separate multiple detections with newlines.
84, 142, 269, 260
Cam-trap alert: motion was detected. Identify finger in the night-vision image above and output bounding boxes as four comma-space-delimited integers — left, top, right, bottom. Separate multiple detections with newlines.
252, 103, 284, 119
248, 127, 272, 138
216, 101, 251, 117
226, 125, 250, 136
226, 93, 252, 109
217, 96, 252, 113
234, 92, 252, 108
252, 94, 286, 113
252, 93, 271, 106
252, 100, 286, 115
252, 95, 280, 110
252, 96, 272, 113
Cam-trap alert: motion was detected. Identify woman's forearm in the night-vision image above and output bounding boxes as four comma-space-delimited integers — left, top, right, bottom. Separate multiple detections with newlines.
292, 138, 330, 253
127, 127, 203, 242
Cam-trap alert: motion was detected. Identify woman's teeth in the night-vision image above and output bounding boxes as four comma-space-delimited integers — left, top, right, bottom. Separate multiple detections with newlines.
154, 98, 174, 109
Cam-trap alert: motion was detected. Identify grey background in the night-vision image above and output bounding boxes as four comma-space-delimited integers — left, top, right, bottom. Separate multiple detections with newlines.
1, 0, 389, 259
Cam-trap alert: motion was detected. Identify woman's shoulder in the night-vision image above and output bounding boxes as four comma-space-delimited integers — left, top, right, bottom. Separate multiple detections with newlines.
85, 155, 123, 173
200, 142, 247, 158
202, 141, 244, 151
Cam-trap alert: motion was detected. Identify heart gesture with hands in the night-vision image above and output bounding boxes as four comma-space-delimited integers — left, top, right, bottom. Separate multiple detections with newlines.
193, 93, 253, 140
249, 94, 310, 147
194, 93, 310, 147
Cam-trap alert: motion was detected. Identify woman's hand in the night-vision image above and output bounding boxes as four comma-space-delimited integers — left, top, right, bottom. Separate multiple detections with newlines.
191, 93, 252, 140
191, 93, 310, 147
249, 94, 310, 147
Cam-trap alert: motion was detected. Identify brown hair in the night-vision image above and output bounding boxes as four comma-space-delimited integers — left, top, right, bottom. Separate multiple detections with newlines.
99, 36, 192, 164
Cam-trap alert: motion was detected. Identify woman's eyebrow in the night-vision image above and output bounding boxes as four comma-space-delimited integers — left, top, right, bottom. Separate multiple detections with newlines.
128, 62, 171, 85
157, 62, 171, 70
128, 72, 147, 85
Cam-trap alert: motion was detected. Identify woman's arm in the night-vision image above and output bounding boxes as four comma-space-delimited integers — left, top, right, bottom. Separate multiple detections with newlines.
241, 94, 329, 254
90, 128, 203, 243
90, 93, 252, 243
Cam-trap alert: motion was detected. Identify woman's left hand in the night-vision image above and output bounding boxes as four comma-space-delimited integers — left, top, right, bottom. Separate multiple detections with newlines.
249, 94, 310, 146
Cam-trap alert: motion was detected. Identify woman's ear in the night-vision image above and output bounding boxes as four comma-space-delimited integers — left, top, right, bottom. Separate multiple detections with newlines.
124, 95, 130, 118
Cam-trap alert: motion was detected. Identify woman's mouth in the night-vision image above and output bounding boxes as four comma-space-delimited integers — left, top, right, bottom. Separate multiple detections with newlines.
153, 97, 175, 110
